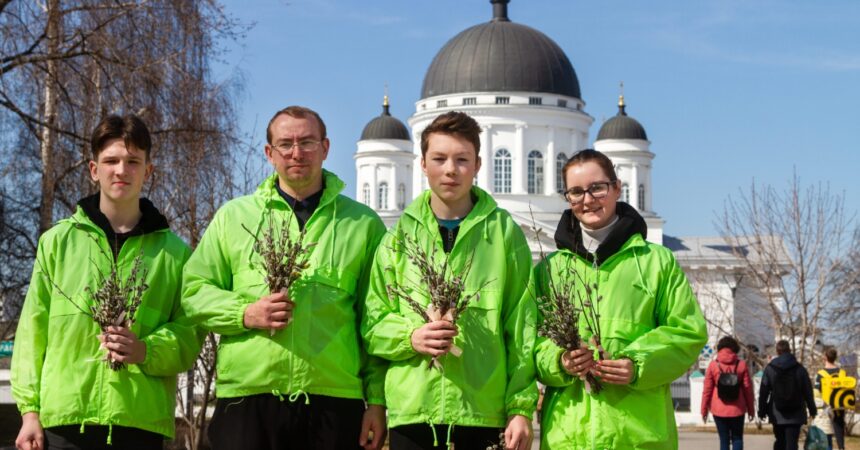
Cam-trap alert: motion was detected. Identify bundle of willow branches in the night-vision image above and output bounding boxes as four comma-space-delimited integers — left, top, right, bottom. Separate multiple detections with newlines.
530, 208, 603, 394
486, 432, 507, 450
385, 233, 489, 369
42, 225, 149, 371
242, 210, 316, 334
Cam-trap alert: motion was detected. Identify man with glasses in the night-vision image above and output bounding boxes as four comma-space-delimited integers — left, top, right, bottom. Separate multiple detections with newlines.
182, 106, 388, 450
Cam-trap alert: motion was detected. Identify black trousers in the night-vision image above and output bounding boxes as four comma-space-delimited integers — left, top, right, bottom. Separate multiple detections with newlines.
207, 393, 365, 450
771, 424, 801, 450
45, 425, 163, 450
389, 424, 502, 450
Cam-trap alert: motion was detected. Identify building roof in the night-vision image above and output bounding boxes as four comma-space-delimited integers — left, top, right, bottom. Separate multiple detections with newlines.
360, 97, 411, 141
596, 96, 648, 141
420, 0, 581, 99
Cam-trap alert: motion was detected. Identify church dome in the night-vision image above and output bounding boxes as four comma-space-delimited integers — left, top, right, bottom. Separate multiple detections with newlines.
420, 0, 581, 99
596, 97, 648, 141
360, 98, 411, 141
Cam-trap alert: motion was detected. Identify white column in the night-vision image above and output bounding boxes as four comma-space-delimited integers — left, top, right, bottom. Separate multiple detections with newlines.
412, 133, 423, 199
544, 126, 556, 195
387, 164, 396, 212
513, 124, 526, 194
370, 164, 378, 210
479, 125, 492, 191
631, 164, 640, 211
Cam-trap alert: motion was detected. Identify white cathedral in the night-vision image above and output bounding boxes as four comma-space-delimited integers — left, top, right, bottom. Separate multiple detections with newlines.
352, 0, 772, 371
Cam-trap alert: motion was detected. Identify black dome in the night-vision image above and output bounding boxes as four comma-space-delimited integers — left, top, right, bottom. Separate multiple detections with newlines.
596, 100, 648, 141
420, 1, 581, 99
360, 101, 411, 141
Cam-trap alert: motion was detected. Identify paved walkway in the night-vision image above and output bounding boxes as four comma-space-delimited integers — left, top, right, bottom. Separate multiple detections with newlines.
679, 431, 773, 449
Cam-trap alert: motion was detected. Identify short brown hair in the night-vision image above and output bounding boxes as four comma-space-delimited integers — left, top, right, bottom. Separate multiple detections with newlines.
266, 105, 327, 143
561, 149, 618, 190
776, 340, 792, 355
420, 111, 481, 158
90, 114, 152, 160
824, 346, 838, 364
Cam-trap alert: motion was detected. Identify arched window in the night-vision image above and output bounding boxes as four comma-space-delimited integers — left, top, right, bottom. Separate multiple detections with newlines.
638, 184, 645, 211
378, 182, 388, 210
397, 183, 406, 210
527, 150, 544, 194
493, 149, 511, 193
362, 183, 370, 206
621, 183, 630, 203
556, 152, 567, 193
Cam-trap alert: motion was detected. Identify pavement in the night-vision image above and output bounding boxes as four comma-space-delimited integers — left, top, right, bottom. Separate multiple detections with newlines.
679, 431, 774, 449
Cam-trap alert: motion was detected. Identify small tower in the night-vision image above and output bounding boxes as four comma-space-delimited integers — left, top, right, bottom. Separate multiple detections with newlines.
594, 86, 664, 244
354, 94, 414, 226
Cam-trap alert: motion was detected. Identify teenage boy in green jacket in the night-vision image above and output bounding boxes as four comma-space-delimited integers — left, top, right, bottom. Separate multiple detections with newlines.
361, 111, 538, 450
12, 114, 198, 450
182, 106, 387, 450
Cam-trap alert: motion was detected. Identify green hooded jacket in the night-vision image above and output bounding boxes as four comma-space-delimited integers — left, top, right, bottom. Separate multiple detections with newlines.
535, 205, 707, 449
11, 204, 196, 439
361, 187, 538, 431
182, 171, 387, 404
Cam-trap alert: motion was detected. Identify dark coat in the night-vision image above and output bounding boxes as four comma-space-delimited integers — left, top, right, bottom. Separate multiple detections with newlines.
758, 353, 817, 425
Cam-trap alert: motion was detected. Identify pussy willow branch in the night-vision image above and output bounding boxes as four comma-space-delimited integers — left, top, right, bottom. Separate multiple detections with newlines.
385, 233, 492, 369
528, 205, 602, 393
241, 209, 316, 334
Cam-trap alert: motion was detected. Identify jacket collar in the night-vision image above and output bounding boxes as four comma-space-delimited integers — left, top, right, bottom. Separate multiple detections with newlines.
403, 185, 497, 239
553, 201, 648, 265
72, 194, 169, 237
255, 169, 344, 211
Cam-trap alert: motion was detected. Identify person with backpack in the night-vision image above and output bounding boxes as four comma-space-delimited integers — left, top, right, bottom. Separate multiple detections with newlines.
758, 340, 817, 450
702, 336, 755, 450
813, 347, 847, 450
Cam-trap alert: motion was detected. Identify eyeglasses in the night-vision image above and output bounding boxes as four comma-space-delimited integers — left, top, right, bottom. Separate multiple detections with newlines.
270, 139, 322, 154
563, 180, 615, 203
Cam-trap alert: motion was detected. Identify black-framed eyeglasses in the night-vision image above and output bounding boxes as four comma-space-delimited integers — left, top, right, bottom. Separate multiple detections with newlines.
271, 139, 322, 154
563, 180, 615, 203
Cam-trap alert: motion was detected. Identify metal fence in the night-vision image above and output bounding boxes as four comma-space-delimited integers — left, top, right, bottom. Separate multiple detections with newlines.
671, 375, 691, 411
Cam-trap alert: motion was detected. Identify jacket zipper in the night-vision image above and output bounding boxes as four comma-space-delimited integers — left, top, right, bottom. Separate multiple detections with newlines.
446, 228, 454, 253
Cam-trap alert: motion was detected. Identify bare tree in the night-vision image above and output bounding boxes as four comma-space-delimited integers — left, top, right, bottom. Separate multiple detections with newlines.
712, 172, 853, 368
829, 228, 860, 351
1, 0, 254, 446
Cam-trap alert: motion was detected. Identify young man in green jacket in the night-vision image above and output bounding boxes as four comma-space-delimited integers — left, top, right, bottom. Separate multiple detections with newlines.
182, 106, 388, 450
361, 111, 538, 450
12, 114, 198, 449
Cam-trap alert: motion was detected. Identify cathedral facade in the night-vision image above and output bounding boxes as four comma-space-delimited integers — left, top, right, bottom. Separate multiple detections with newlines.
352, 0, 771, 367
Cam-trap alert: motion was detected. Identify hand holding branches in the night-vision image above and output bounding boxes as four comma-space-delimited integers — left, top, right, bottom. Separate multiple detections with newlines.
99, 325, 146, 365
560, 347, 597, 378
243, 291, 294, 331
594, 357, 635, 385
411, 320, 459, 357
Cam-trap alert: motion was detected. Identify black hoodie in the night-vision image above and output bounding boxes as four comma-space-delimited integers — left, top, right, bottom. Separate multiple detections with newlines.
758, 352, 817, 424
78, 194, 170, 259
553, 202, 648, 266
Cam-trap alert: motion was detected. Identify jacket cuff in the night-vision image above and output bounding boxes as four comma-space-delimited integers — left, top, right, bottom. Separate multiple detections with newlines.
18, 405, 39, 416
507, 408, 534, 420
236, 303, 250, 331
537, 346, 575, 387
140, 338, 153, 368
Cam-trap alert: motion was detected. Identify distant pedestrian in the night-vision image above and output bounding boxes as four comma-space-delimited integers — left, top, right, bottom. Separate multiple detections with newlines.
758, 340, 817, 450
702, 336, 755, 450
814, 347, 846, 450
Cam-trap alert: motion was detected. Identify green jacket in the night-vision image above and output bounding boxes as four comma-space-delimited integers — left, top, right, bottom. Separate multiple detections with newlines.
11, 205, 196, 438
361, 187, 538, 429
182, 171, 387, 403
535, 206, 707, 449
